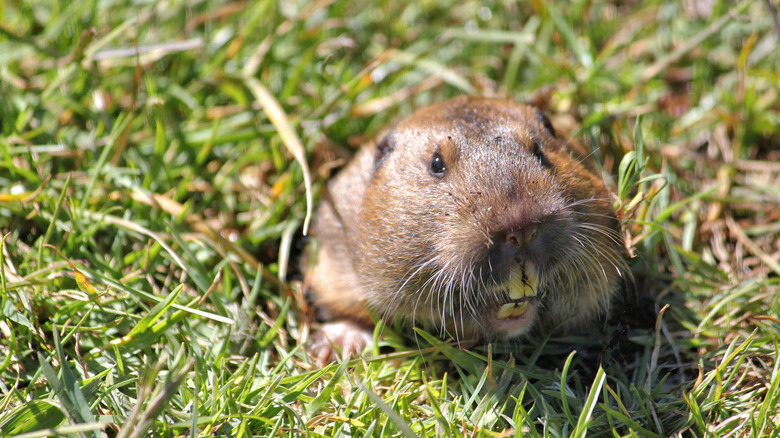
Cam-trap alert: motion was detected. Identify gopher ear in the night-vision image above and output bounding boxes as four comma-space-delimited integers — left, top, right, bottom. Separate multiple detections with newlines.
535, 110, 556, 138
373, 131, 395, 172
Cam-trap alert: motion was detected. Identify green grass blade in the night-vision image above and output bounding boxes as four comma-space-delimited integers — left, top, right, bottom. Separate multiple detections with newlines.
355, 378, 417, 438
572, 366, 606, 438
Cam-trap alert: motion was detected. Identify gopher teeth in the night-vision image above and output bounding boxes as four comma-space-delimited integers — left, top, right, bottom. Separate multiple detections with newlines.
497, 301, 529, 319
496, 263, 538, 320
507, 263, 538, 300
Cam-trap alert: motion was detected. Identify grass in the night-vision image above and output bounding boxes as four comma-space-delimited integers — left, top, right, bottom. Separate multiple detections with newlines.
1, 0, 779, 436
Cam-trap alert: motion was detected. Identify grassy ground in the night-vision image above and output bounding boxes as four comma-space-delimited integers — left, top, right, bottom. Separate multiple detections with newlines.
1, 0, 779, 436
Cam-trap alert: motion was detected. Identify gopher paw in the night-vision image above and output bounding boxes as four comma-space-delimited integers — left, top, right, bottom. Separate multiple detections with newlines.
309, 320, 374, 366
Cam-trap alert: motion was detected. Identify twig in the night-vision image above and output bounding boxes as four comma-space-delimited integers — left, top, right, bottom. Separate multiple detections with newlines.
639, 0, 752, 84
763, 0, 780, 37
726, 215, 780, 277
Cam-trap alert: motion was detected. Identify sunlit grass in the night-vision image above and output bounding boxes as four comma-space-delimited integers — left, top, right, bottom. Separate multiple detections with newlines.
1, 0, 778, 436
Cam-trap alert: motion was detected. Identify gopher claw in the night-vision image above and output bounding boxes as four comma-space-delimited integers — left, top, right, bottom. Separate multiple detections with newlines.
308, 320, 374, 367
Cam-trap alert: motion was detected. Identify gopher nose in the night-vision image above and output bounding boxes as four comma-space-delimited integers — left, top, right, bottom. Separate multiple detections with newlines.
483, 222, 542, 284
505, 223, 539, 248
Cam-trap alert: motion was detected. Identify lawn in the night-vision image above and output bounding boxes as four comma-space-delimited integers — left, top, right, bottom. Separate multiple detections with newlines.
1, 0, 779, 436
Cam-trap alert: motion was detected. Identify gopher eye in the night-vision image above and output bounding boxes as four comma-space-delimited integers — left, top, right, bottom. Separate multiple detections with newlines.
533, 140, 552, 169
429, 153, 446, 177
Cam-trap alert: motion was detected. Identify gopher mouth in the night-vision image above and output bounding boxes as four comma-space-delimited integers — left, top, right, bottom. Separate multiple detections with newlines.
490, 262, 539, 336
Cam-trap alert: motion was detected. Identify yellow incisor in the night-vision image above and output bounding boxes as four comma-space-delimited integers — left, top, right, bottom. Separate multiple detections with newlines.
496, 264, 538, 319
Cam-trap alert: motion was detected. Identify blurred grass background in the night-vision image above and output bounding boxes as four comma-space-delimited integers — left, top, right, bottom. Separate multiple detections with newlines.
1, 0, 779, 436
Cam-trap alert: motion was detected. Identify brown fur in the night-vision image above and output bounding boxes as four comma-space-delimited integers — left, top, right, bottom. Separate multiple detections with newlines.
305, 96, 626, 363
